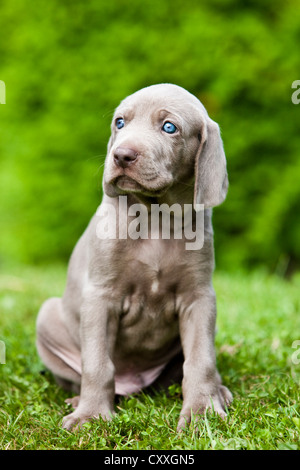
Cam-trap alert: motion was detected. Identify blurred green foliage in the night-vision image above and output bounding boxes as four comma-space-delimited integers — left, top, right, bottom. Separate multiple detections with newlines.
0, 0, 299, 273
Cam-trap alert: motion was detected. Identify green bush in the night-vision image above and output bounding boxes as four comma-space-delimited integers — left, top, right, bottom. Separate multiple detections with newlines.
0, 0, 299, 272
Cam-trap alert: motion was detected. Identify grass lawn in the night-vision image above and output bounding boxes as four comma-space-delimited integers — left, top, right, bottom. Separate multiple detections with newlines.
0, 263, 299, 450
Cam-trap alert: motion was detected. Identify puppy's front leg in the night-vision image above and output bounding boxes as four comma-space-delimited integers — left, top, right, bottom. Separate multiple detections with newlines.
62, 286, 118, 430
177, 289, 232, 431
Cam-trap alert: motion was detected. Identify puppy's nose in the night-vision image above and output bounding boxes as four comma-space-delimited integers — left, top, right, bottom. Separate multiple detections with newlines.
114, 147, 138, 168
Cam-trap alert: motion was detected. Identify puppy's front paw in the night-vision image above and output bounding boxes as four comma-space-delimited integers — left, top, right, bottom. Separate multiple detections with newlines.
62, 407, 115, 431
177, 385, 232, 431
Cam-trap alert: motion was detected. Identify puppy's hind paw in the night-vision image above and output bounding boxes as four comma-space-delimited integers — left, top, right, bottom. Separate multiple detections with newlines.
65, 395, 80, 409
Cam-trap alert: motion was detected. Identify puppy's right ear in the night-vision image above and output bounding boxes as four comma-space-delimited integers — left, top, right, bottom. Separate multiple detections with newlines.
193, 116, 228, 210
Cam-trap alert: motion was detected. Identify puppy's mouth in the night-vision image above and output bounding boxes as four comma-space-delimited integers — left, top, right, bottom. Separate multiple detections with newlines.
112, 175, 169, 197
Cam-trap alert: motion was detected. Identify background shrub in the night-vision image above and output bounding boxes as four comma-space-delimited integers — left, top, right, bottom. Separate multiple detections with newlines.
0, 0, 299, 273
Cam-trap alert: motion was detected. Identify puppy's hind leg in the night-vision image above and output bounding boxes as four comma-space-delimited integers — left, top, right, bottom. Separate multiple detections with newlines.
36, 297, 81, 394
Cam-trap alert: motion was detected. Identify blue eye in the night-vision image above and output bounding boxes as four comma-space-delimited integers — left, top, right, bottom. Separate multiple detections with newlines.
116, 118, 125, 129
162, 121, 177, 134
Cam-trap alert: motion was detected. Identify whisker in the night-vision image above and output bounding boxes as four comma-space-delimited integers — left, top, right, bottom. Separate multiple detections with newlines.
176, 181, 194, 188
85, 154, 106, 162
94, 161, 106, 176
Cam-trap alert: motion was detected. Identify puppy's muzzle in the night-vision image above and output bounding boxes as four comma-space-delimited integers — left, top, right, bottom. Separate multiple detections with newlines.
114, 146, 139, 169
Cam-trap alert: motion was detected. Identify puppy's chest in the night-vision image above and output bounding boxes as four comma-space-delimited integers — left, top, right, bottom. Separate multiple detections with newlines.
118, 240, 185, 327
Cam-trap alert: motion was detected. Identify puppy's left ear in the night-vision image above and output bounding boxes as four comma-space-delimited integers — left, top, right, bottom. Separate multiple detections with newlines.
194, 116, 228, 210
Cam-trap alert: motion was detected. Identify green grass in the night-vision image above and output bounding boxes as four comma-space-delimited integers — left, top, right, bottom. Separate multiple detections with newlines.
0, 263, 299, 450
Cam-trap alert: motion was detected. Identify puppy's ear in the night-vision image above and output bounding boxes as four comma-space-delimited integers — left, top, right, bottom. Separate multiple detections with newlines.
194, 116, 228, 210
107, 135, 113, 154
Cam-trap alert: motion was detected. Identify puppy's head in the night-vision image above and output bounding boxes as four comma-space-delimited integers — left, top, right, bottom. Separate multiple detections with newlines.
103, 84, 228, 209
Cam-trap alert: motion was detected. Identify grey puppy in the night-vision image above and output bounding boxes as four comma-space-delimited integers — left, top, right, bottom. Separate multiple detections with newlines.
36, 83, 232, 431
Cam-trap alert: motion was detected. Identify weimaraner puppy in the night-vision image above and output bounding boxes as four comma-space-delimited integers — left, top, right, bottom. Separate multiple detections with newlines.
36, 83, 232, 431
